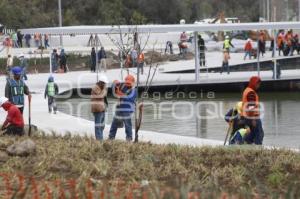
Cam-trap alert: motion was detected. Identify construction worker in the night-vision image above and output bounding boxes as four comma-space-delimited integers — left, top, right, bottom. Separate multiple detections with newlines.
0, 97, 24, 136
5, 66, 31, 114
244, 39, 253, 60
44, 76, 59, 114
223, 35, 234, 53
109, 74, 137, 141
220, 49, 230, 74
137, 51, 145, 75
229, 123, 251, 145
91, 74, 108, 141
198, 35, 206, 67
18, 53, 29, 80
6, 54, 13, 78
241, 76, 264, 145
98, 47, 107, 72
224, 101, 244, 142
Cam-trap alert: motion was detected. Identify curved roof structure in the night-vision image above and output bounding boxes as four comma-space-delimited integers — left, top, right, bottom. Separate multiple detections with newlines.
20, 22, 300, 35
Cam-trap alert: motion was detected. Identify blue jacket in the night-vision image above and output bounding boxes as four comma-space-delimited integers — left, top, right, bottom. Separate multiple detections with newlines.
118, 87, 136, 113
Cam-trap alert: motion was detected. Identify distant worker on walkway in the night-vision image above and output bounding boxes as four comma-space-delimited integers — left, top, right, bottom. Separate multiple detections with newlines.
59, 49, 67, 73
18, 54, 29, 80
91, 74, 108, 141
277, 32, 285, 56
223, 35, 234, 53
51, 49, 59, 73
0, 97, 24, 136
179, 31, 188, 55
242, 76, 264, 145
6, 54, 13, 78
44, 34, 50, 49
244, 39, 253, 60
220, 49, 230, 74
109, 75, 137, 141
44, 76, 59, 114
5, 66, 31, 114
98, 47, 107, 72
165, 41, 173, 54
198, 35, 206, 67
137, 51, 145, 75
24, 34, 31, 48
91, 47, 97, 72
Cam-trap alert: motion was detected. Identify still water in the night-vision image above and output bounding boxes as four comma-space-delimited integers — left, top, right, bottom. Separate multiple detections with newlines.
57, 92, 300, 148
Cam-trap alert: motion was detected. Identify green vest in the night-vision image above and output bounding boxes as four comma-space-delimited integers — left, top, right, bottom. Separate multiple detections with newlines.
238, 128, 248, 138
224, 39, 231, 49
47, 82, 55, 97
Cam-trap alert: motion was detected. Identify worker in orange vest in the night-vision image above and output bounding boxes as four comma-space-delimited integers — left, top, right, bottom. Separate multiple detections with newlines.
241, 76, 264, 145
137, 52, 144, 75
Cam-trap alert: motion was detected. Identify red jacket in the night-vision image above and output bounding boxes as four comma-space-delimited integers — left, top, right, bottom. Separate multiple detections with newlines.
244, 41, 253, 51
2, 102, 24, 128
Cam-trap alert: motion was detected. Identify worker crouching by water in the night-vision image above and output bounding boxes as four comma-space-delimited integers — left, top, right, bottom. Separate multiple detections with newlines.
109, 75, 137, 141
242, 76, 264, 145
0, 97, 24, 136
224, 101, 245, 143
230, 122, 251, 145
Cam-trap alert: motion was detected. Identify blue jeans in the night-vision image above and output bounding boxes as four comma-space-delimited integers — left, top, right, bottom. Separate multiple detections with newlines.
244, 118, 264, 145
244, 51, 251, 60
109, 112, 133, 141
94, 112, 105, 140
221, 62, 230, 74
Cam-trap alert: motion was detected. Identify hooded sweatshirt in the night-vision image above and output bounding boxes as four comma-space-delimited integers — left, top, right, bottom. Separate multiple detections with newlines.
1, 102, 24, 128
242, 76, 261, 117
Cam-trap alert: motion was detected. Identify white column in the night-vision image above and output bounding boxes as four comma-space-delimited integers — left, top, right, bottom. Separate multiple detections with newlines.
194, 31, 200, 82
58, 0, 63, 47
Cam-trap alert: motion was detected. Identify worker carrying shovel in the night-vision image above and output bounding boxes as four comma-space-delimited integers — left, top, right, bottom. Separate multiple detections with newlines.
0, 97, 24, 136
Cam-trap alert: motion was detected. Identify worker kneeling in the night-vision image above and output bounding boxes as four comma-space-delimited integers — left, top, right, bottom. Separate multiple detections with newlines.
230, 122, 251, 145
0, 97, 24, 136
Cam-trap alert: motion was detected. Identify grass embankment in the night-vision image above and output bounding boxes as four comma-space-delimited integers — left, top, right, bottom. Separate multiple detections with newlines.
0, 133, 300, 198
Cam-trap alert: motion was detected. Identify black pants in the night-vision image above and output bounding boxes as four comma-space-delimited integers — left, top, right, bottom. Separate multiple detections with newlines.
48, 96, 57, 113
199, 52, 205, 67
4, 125, 24, 136
18, 107, 24, 114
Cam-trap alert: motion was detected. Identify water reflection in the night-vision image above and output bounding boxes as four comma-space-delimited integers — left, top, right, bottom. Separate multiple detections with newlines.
57, 93, 300, 148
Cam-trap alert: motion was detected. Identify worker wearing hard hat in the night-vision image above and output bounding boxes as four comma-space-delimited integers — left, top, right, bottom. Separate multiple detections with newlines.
91, 74, 109, 141
5, 66, 31, 114
0, 97, 25, 136
223, 35, 235, 53
224, 101, 245, 142
109, 74, 137, 141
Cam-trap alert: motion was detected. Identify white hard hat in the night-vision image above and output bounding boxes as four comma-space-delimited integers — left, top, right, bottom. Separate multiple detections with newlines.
0, 97, 8, 107
225, 35, 229, 39
98, 74, 109, 84
18, 53, 24, 58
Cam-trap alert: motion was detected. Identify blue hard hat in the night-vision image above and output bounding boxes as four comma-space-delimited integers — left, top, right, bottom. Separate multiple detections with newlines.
48, 76, 54, 82
11, 66, 22, 75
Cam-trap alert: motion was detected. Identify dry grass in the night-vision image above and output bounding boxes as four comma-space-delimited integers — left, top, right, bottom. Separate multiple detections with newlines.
0, 133, 300, 198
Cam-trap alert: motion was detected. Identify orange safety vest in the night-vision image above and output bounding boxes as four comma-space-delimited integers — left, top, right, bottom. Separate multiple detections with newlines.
138, 53, 144, 63
242, 87, 259, 117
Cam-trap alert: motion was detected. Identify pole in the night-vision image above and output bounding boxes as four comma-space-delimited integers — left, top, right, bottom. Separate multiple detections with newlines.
267, 0, 270, 22
194, 31, 200, 82
257, 31, 260, 76
96, 39, 99, 82
299, 0, 300, 21
58, 0, 63, 47
273, 29, 277, 80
